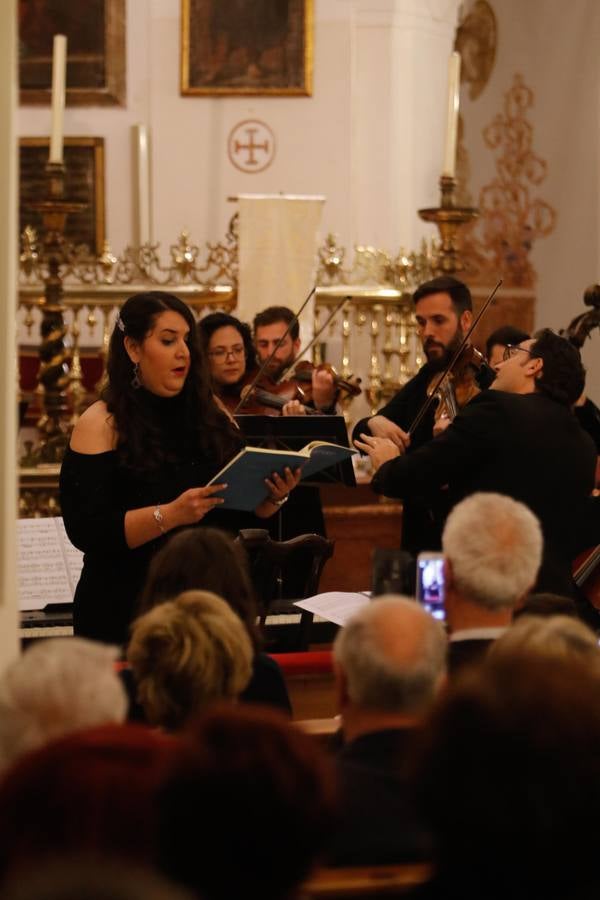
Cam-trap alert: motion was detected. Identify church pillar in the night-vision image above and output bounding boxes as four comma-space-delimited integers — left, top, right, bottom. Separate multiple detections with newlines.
0, 0, 21, 666
349, 0, 461, 250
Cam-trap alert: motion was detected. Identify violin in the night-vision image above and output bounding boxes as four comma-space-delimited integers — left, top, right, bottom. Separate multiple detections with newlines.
427, 345, 492, 425
409, 280, 503, 437
285, 360, 362, 402
217, 367, 321, 417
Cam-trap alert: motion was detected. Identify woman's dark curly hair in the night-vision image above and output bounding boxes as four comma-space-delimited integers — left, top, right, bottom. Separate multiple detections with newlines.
102, 292, 240, 471
197, 312, 257, 382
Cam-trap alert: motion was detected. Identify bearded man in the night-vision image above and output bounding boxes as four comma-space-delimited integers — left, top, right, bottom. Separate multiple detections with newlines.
352, 276, 492, 554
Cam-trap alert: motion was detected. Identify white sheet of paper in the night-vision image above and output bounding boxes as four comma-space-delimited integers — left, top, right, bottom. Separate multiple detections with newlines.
18, 517, 83, 611
293, 591, 371, 627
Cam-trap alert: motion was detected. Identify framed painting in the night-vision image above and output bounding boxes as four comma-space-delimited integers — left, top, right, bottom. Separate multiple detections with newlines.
181, 0, 313, 96
19, 137, 106, 254
19, 0, 125, 106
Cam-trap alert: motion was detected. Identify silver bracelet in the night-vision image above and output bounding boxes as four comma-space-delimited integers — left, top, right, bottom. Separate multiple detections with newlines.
153, 505, 166, 534
268, 494, 289, 508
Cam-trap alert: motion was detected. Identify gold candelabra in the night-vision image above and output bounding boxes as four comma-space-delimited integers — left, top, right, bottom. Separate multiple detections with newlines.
418, 175, 479, 274
27, 162, 86, 463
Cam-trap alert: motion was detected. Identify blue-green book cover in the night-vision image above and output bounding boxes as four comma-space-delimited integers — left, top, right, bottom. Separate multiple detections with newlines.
207, 442, 356, 511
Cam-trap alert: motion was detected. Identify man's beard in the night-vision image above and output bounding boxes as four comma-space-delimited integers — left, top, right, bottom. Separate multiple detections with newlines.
423, 328, 464, 372
262, 351, 295, 381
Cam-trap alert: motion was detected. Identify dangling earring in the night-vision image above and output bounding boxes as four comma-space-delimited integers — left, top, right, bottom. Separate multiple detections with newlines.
131, 362, 141, 389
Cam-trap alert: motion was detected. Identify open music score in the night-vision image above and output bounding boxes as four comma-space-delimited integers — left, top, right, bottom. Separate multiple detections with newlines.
18, 517, 83, 611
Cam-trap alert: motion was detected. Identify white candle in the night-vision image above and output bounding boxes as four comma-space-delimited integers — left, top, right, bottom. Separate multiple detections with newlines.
134, 124, 151, 245
49, 34, 67, 164
442, 51, 461, 179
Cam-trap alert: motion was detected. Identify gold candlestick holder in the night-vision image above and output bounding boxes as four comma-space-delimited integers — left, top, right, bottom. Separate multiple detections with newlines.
27, 162, 86, 463
418, 175, 478, 275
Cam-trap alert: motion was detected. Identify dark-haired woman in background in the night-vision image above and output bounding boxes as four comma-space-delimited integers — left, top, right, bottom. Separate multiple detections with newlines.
60, 292, 300, 645
198, 311, 256, 414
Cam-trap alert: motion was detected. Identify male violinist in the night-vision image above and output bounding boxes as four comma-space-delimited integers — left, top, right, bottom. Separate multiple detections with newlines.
355, 329, 598, 600
253, 306, 339, 414
352, 275, 493, 555
248, 305, 342, 566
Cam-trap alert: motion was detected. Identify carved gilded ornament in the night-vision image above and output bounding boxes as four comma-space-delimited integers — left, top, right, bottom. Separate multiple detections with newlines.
460, 74, 557, 288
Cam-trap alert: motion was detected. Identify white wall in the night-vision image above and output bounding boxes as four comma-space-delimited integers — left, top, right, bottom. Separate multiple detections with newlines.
18, 0, 461, 260
460, 0, 600, 397
18, 0, 599, 398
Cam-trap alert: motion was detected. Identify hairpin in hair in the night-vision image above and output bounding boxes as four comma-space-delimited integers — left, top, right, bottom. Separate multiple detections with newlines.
116, 314, 125, 333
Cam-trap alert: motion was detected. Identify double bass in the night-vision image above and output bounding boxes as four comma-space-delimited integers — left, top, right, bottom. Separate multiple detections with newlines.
561, 284, 600, 608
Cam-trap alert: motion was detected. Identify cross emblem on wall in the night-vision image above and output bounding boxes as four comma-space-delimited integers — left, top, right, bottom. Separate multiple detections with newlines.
228, 120, 276, 173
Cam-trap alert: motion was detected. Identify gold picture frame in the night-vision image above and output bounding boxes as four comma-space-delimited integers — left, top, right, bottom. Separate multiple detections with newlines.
19, 137, 106, 255
19, 0, 126, 106
181, 0, 313, 96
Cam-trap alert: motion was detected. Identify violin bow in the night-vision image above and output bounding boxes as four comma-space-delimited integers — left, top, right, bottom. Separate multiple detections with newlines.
232, 285, 316, 415
408, 279, 503, 437
278, 295, 351, 383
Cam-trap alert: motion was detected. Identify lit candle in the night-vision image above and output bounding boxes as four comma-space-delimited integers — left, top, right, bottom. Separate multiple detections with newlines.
49, 34, 67, 164
134, 124, 151, 245
442, 51, 461, 179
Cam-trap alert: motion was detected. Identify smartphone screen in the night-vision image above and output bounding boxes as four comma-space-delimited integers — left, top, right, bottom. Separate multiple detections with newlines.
416, 553, 445, 621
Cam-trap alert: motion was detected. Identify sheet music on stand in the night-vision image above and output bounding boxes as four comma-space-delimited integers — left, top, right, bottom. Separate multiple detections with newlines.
18, 517, 83, 611
235, 414, 356, 488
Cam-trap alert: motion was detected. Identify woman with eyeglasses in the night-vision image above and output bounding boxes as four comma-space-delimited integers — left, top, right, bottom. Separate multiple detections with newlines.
198, 312, 258, 414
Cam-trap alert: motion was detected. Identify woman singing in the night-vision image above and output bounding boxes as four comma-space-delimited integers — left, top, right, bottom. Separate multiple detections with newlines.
60, 292, 299, 645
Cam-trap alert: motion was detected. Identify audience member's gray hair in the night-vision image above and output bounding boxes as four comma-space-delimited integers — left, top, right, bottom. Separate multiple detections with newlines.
489, 615, 600, 665
442, 492, 543, 610
0, 638, 127, 771
333, 596, 447, 714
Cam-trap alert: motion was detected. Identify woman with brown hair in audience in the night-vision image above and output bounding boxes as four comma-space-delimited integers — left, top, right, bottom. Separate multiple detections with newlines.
138, 526, 291, 713
60, 292, 299, 646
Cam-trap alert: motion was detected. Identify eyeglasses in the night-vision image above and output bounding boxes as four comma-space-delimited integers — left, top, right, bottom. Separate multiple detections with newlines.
208, 345, 245, 361
502, 344, 532, 361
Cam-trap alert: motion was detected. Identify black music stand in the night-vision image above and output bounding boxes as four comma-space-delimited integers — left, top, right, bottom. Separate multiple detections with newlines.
235, 414, 356, 487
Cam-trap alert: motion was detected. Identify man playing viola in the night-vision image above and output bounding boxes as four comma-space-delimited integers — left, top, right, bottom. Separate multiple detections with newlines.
352, 276, 491, 555
356, 330, 597, 600
253, 306, 339, 414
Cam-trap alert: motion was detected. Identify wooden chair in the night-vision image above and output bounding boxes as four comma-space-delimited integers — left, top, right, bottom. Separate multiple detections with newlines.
236, 528, 334, 648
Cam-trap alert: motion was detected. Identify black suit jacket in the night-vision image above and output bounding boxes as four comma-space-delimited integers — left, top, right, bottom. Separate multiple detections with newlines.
372, 390, 597, 596
353, 365, 442, 554
447, 639, 493, 677
328, 728, 432, 866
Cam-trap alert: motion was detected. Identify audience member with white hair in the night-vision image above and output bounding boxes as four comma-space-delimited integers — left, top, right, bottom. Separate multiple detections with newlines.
0, 638, 127, 772
442, 492, 543, 674
328, 595, 446, 865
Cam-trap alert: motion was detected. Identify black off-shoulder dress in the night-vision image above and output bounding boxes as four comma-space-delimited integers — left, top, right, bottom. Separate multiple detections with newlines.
59, 393, 254, 646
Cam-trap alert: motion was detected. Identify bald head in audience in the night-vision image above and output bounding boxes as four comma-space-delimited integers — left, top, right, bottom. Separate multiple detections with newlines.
333, 596, 447, 741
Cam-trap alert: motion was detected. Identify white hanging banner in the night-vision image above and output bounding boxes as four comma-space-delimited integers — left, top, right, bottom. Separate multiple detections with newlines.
237, 194, 325, 343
